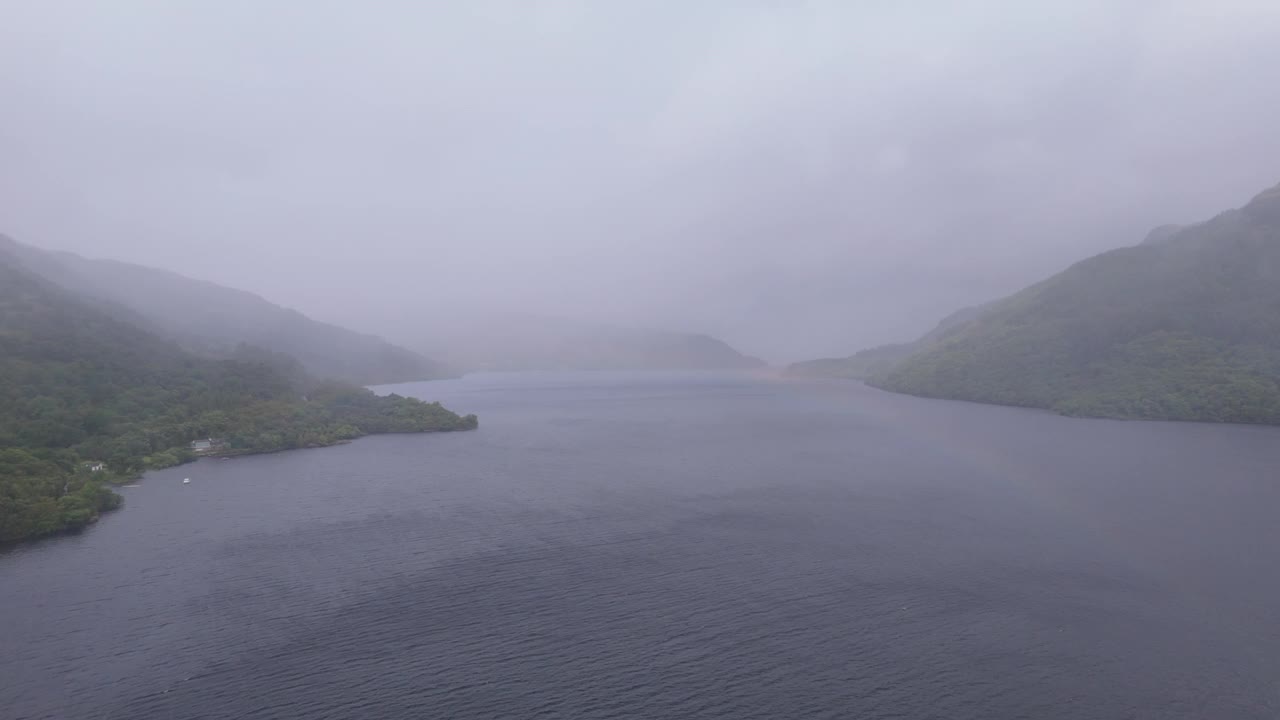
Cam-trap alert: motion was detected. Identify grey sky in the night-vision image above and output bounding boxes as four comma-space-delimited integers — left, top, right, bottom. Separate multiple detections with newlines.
3, 1, 1280, 361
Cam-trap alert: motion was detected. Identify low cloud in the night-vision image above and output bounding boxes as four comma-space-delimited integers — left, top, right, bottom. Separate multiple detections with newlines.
3, 1, 1279, 360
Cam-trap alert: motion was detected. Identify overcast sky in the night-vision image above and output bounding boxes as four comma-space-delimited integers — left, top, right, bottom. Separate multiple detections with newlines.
3, 1, 1280, 361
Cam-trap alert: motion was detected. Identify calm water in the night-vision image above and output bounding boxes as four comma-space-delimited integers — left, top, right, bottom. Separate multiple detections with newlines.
3, 372, 1280, 719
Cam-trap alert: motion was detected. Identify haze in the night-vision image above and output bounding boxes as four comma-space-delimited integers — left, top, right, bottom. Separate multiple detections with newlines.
3, 1, 1280, 362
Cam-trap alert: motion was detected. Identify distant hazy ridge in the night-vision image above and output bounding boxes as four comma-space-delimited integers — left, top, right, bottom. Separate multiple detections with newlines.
406, 313, 765, 373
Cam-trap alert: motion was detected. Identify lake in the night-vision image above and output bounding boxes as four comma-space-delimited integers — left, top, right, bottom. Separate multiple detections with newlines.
3, 371, 1280, 719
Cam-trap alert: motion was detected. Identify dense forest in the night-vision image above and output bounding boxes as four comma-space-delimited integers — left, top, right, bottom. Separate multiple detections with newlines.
0, 256, 476, 545
791, 182, 1280, 425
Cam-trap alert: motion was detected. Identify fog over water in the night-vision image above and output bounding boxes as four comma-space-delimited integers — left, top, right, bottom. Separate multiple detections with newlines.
4, 2, 1280, 360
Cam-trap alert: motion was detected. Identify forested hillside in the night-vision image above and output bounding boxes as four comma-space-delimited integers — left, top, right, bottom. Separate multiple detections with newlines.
0, 236, 451, 385
0, 258, 476, 544
821, 182, 1280, 424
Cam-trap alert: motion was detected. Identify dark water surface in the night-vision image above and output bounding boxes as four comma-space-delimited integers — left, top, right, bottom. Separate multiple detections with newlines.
4, 372, 1280, 719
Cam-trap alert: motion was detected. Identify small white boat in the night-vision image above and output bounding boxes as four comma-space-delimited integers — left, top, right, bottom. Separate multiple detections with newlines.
183, 478, 191, 484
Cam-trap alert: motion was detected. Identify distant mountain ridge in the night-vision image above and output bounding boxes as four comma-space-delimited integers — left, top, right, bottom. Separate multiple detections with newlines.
0, 236, 450, 385
790, 181, 1280, 425
408, 312, 766, 373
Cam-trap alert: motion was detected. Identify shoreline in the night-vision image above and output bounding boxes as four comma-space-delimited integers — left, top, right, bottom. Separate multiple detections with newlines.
2, 423, 478, 549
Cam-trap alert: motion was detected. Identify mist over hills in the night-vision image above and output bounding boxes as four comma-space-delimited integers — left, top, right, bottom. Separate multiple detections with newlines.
1, 233, 766, 383
0, 236, 449, 386
384, 312, 766, 374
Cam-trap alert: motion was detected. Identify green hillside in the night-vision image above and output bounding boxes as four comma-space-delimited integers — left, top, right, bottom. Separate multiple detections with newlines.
0, 258, 476, 545
870, 182, 1280, 423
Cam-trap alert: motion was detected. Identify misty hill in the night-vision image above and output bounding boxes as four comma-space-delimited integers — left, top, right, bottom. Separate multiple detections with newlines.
0, 236, 449, 386
795, 182, 1280, 424
410, 313, 766, 373
0, 255, 477, 544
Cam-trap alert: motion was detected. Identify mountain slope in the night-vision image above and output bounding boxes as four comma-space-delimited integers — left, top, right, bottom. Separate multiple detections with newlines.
840, 182, 1280, 424
0, 255, 476, 544
0, 236, 450, 385
786, 306, 986, 380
